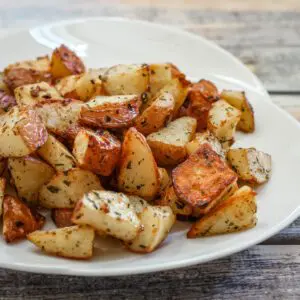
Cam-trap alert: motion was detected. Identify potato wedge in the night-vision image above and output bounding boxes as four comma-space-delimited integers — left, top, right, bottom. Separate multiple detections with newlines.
73, 129, 121, 176
158, 167, 171, 194
0, 106, 48, 157
3, 195, 45, 243
147, 116, 197, 165
8, 156, 55, 205
0, 178, 6, 216
118, 127, 160, 199
173, 144, 238, 211
227, 148, 272, 184
51, 208, 74, 228
27, 225, 94, 259
134, 91, 174, 135
103, 64, 149, 95
207, 100, 241, 148
125, 205, 175, 253
186, 130, 225, 160
15, 82, 63, 107
221, 90, 255, 132
39, 168, 102, 208
37, 134, 77, 171
187, 186, 257, 238
127, 195, 149, 214
72, 190, 140, 241
80, 95, 141, 129
50, 45, 85, 79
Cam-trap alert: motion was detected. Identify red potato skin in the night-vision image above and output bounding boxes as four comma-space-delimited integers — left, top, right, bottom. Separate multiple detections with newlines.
51, 208, 74, 228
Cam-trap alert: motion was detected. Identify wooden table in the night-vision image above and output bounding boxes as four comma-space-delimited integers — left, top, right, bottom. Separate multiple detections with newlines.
0, 1, 299, 299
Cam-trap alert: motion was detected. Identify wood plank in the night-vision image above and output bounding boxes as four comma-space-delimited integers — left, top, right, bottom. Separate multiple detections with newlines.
0, 245, 299, 299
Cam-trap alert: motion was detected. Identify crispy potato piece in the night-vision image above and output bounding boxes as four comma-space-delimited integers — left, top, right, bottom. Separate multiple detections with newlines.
135, 91, 174, 135
147, 116, 197, 165
187, 186, 257, 238
173, 144, 238, 211
51, 208, 74, 228
72, 190, 141, 241
37, 134, 77, 171
3, 195, 45, 243
8, 156, 55, 205
158, 167, 171, 194
39, 168, 102, 208
14, 82, 63, 107
103, 64, 149, 95
73, 129, 121, 176
186, 130, 225, 160
0, 178, 6, 216
118, 127, 160, 199
207, 100, 241, 148
221, 90, 255, 132
50, 45, 85, 79
80, 95, 141, 129
227, 148, 272, 184
27, 225, 94, 259
0, 106, 48, 157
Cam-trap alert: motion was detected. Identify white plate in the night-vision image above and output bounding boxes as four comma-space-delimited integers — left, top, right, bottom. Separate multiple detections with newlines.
0, 17, 299, 276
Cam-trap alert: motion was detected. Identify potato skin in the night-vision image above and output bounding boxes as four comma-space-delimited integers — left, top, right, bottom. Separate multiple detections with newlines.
0, 89, 16, 112
51, 208, 74, 228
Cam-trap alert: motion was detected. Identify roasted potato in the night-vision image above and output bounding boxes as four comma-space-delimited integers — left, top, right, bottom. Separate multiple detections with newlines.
103, 64, 149, 95
207, 99, 241, 148
134, 91, 174, 135
187, 186, 257, 238
27, 225, 95, 259
37, 134, 77, 171
8, 156, 55, 205
72, 190, 141, 242
147, 116, 197, 165
227, 148, 272, 184
221, 90, 255, 132
15, 82, 63, 107
125, 205, 175, 253
0, 106, 48, 157
158, 167, 171, 194
39, 168, 102, 208
0, 178, 6, 216
173, 144, 238, 212
3, 195, 45, 243
51, 208, 74, 228
0, 89, 16, 113
80, 95, 141, 129
118, 127, 160, 199
50, 45, 85, 79
127, 195, 149, 214
73, 129, 121, 176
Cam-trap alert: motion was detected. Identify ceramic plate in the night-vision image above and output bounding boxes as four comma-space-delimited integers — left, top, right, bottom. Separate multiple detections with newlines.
0, 18, 299, 276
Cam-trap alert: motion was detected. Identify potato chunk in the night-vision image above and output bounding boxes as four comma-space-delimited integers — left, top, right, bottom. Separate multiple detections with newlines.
127, 195, 149, 214
221, 90, 255, 132
72, 190, 141, 241
73, 129, 121, 176
173, 144, 238, 212
15, 82, 62, 107
0, 106, 48, 157
8, 156, 55, 205
227, 148, 272, 184
27, 225, 94, 259
118, 127, 160, 199
103, 64, 149, 95
39, 168, 102, 208
147, 116, 197, 165
207, 100, 241, 148
51, 208, 74, 228
50, 45, 85, 79
0, 89, 17, 113
158, 167, 171, 194
80, 95, 141, 129
187, 186, 257, 238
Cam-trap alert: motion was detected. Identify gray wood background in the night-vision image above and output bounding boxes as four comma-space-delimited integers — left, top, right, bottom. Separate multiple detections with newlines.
0, 1, 299, 299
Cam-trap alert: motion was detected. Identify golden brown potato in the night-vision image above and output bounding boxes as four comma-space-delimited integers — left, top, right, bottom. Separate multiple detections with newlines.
134, 91, 174, 135
73, 129, 121, 176
51, 208, 74, 228
158, 167, 171, 194
27, 225, 95, 259
172, 144, 238, 212
80, 95, 141, 129
3, 195, 45, 243
187, 186, 257, 238
0, 178, 6, 216
0, 106, 48, 157
8, 156, 55, 205
50, 45, 85, 79
221, 90, 255, 133
118, 127, 160, 199
147, 116, 197, 166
